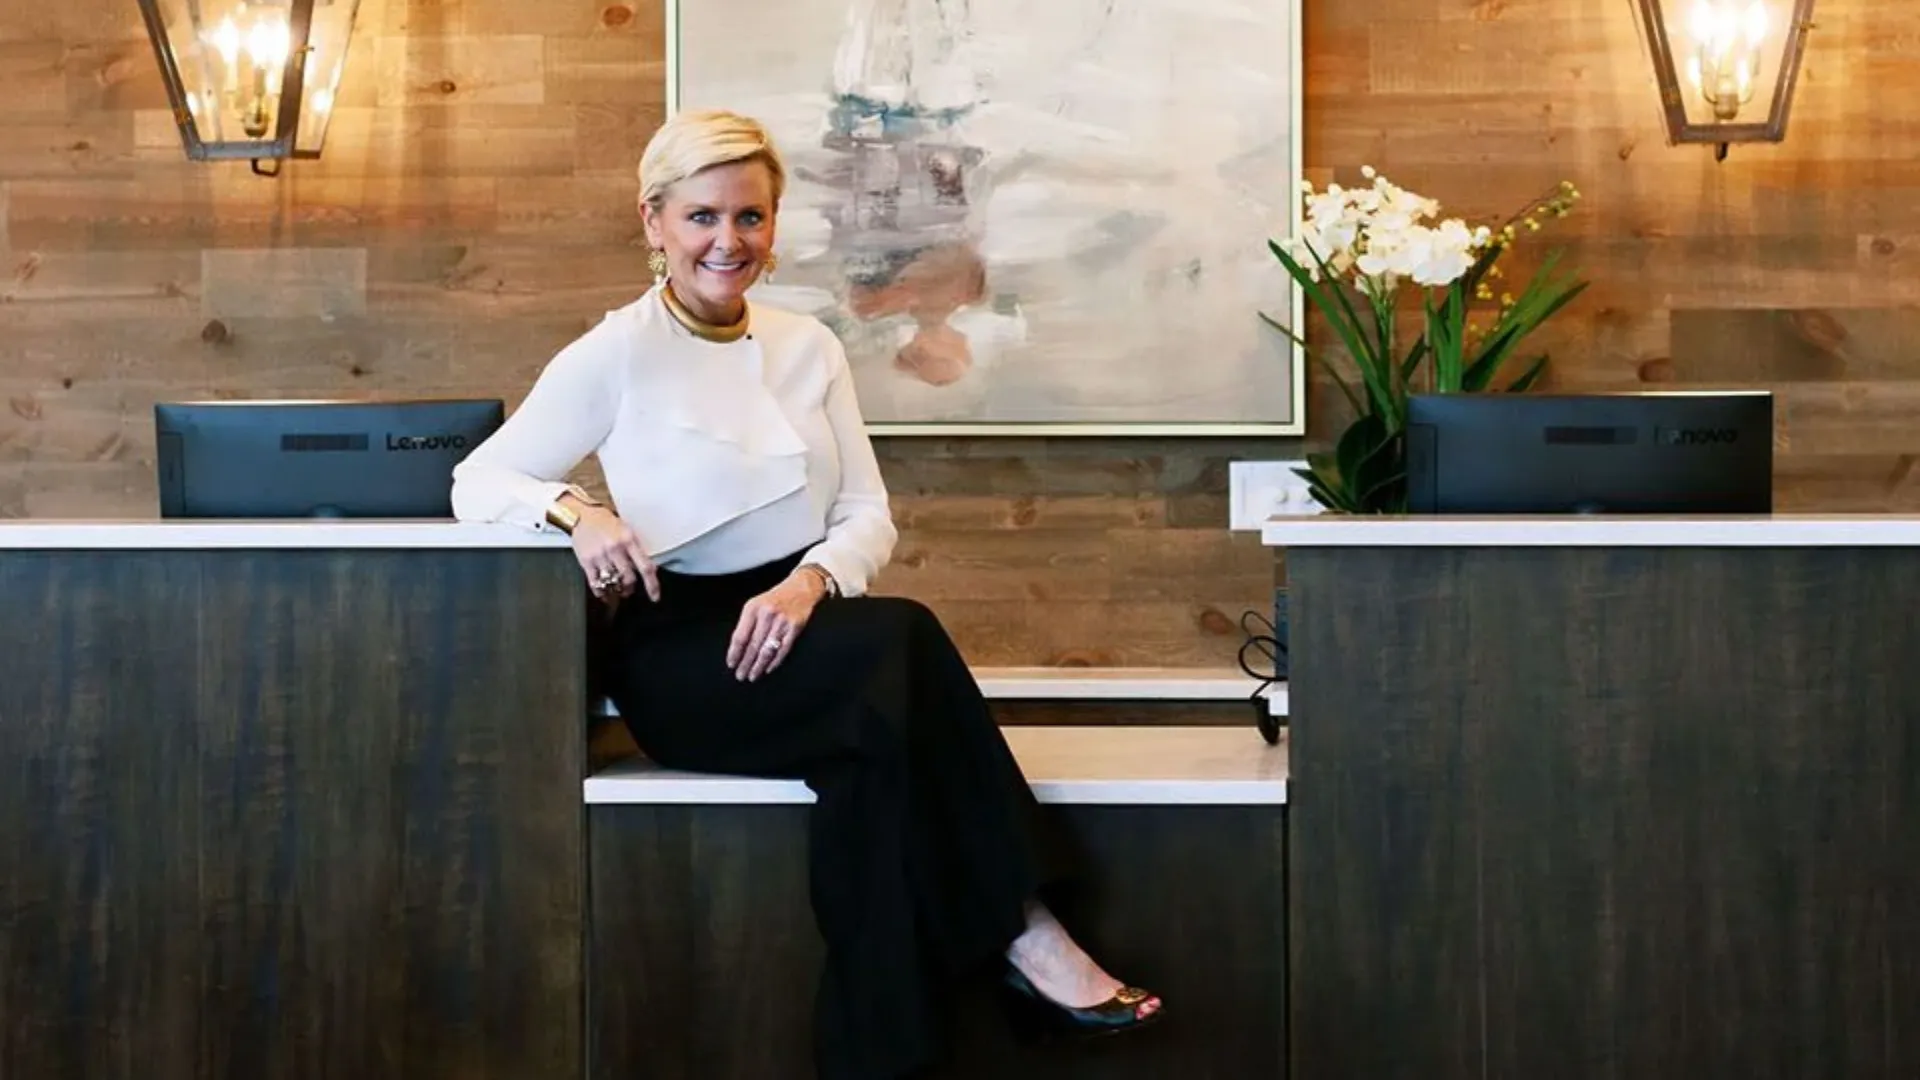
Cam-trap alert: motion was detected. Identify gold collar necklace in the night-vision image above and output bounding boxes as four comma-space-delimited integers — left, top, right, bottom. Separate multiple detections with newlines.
661, 282, 750, 344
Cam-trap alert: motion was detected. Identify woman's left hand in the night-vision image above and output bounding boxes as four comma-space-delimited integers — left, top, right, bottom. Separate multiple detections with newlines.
727, 570, 829, 681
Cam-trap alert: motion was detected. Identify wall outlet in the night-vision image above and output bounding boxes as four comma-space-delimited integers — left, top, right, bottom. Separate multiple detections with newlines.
1229, 459, 1323, 530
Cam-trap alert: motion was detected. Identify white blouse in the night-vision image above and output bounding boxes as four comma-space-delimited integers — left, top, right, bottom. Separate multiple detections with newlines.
450, 284, 898, 597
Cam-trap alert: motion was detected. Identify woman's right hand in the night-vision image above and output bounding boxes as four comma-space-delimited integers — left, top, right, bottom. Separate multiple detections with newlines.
571, 507, 661, 603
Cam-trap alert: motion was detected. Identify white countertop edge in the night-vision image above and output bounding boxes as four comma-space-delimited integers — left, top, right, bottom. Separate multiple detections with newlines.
591, 674, 1288, 714
0, 520, 570, 550
1263, 513, 1920, 548
585, 726, 1288, 807
586, 775, 818, 805
582, 775, 1288, 807
976, 667, 1259, 700
1030, 778, 1288, 805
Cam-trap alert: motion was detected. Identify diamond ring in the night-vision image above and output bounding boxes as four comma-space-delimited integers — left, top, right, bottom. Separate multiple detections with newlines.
761, 637, 782, 652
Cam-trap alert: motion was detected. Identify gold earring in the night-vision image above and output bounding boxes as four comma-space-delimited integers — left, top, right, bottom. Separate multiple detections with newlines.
764, 252, 780, 278
647, 248, 668, 280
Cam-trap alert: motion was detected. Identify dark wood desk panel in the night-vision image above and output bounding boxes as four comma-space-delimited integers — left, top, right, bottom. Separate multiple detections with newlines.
0, 551, 204, 1078
0, 548, 586, 1080
588, 802, 1287, 1080
1286, 545, 1920, 1080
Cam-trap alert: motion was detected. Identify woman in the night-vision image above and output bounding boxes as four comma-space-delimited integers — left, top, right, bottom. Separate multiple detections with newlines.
451, 108, 1161, 1079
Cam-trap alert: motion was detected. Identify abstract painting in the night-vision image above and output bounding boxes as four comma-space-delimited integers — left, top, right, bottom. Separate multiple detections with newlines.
668, 0, 1304, 435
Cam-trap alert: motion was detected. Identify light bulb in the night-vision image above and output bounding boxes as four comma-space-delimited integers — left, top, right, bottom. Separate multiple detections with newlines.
210, 16, 242, 67
246, 16, 289, 68
1685, 0, 1771, 120
1688, 1, 1721, 46
1743, 0, 1769, 46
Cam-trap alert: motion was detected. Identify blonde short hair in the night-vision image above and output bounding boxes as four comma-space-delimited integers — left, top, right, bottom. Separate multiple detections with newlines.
638, 109, 788, 209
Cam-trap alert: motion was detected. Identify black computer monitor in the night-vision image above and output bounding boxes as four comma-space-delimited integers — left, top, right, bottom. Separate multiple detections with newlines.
1404, 391, 1774, 514
155, 398, 504, 519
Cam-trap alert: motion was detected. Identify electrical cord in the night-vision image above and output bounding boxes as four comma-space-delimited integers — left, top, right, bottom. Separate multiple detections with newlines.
1238, 608, 1287, 745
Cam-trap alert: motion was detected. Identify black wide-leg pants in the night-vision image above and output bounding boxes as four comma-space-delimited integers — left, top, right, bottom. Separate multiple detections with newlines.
597, 552, 1064, 1080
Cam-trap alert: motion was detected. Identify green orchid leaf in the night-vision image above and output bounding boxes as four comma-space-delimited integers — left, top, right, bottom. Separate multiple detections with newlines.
1268, 239, 1398, 424
1401, 335, 1429, 388
1506, 353, 1550, 392
1334, 414, 1393, 495
1260, 309, 1365, 417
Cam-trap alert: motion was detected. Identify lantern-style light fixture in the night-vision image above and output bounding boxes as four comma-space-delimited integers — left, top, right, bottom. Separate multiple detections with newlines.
1634, 0, 1817, 161
136, 0, 362, 176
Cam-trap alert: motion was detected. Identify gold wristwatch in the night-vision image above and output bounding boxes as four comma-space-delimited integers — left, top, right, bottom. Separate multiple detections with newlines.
799, 562, 840, 598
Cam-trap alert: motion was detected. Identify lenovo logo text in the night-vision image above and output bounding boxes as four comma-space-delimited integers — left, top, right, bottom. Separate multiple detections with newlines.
1659, 427, 1739, 447
386, 434, 470, 452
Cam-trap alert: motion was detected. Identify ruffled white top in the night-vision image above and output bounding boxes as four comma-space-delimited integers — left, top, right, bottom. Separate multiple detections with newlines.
450, 284, 898, 596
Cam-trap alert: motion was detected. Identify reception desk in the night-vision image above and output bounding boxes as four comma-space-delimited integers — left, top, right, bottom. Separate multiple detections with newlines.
0, 522, 586, 1080
1, 520, 1290, 1080
1265, 515, 1920, 1079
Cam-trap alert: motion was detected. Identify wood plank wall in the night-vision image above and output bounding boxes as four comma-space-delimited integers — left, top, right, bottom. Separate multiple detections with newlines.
0, 0, 1903, 665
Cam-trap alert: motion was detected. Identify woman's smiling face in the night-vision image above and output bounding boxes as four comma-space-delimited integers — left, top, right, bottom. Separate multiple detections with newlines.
641, 158, 778, 324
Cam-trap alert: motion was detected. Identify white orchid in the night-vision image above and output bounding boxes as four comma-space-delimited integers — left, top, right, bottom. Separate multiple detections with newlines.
1362, 219, 1491, 288
1289, 167, 1487, 295
1283, 181, 1366, 280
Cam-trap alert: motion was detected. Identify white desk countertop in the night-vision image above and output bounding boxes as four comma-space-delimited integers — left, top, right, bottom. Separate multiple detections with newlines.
1263, 513, 1920, 548
0, 520, 569, 550
587, 726, 1288, 807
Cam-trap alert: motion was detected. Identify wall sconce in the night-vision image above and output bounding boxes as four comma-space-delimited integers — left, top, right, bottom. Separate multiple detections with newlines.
136, 0, 362, 176
1634, 0, 1817, 161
